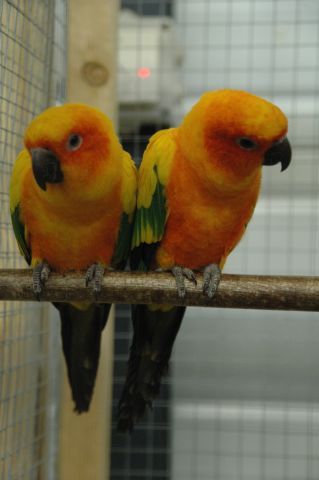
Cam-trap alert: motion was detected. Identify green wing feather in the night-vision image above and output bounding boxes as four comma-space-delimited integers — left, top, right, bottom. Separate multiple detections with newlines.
131, 168, 168, 271
111, 212, 133, 269
11, 204, 31, 265
111, 149, 137, 269
132, 166, 166, 249
10, 150, 32, 265
130, 128, 176, 271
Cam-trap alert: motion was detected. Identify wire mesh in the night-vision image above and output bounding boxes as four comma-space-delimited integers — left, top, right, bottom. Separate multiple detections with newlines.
111, 0, 319, 479
0, 1, 67, 479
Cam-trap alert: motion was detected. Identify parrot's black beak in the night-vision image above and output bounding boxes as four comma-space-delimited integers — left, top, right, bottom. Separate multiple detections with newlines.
31, 148, 64, 191
263, 137, 292, 172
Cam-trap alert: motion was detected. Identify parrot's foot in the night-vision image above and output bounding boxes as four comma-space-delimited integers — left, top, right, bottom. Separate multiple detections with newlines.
172, 266, 197, 298
85, 263, 105, 296
33, 262, 51, 299
202, 264, 221, 298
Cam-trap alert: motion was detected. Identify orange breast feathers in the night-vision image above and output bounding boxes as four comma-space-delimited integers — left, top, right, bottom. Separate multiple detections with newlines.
156, 151, 261, 271
21, 168, 122, 272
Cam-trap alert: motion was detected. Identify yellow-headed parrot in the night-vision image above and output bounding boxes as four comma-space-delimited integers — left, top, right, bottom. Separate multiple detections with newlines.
117, 89, 291, 431
10, 104, 137, 412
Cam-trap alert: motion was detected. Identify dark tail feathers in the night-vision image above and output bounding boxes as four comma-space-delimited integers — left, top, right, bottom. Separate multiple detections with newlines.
117, 304, 185, 432
54, 302, 110, 413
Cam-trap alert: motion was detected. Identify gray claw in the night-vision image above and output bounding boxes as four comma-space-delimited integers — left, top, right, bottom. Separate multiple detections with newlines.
33, 262, 51, 298
172, 266, 197, 298
203, 264, 221, 298
85, 264, 96, 286
85, 263, 105, 295
182, 268, 197, 285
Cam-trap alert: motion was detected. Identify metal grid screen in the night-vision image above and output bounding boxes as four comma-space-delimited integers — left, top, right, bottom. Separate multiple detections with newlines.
111, 1, 319, 479
0, 1, 67, 478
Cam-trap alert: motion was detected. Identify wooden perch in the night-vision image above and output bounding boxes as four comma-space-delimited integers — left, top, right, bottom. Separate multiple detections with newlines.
0, 269, 318, 311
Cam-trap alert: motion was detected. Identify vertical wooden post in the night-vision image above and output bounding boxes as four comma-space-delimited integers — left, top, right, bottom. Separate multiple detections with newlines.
59, 1, 119, 479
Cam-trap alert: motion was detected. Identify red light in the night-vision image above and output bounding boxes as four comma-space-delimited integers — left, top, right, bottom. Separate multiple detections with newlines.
137, 67, 151, 79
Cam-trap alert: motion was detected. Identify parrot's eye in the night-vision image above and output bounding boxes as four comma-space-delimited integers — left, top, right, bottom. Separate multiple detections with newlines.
66, 134, 83, 151
237, 137, 258, 150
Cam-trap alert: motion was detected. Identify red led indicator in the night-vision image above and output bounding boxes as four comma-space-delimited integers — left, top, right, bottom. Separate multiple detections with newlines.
137, 67, 151, 79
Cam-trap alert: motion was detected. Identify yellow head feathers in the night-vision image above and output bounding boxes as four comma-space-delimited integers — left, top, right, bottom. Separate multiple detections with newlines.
178, 89, 289, 185
23, 103, 123, 202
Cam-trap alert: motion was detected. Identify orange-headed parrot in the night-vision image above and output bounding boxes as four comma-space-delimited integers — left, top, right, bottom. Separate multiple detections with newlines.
117, 89, 291, 431
10, 104, 137, 412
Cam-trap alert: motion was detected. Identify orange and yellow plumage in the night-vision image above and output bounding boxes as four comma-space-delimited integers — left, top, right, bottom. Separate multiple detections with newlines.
118, 89, 291, 431
10, 103, 137, 412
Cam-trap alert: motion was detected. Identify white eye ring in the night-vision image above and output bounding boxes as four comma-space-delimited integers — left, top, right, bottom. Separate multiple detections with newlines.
236, 137, 258, 150
66, 134, 83, 151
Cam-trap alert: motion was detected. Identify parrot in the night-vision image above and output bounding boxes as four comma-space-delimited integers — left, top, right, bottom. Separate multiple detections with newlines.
9, 103, 137, 413
117, 89, 292, 431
